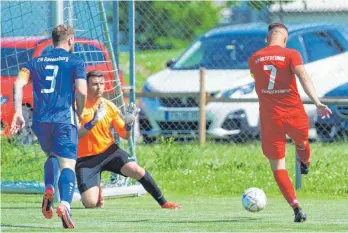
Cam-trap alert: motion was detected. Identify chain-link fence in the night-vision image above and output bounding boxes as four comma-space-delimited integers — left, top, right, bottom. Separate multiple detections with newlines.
106, 1, 348, 144
0, 1, 137, 195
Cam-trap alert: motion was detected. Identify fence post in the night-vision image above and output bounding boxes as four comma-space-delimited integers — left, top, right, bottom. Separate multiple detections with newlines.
199, 67, 206, 146
295, 153, 302, 190
112, 1, 120, 69
52, 0, 64, 27
52, 0, 63, 203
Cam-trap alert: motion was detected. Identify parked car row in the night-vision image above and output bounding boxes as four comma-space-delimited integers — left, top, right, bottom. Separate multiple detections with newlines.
2, 23, 347, 144
139, 23, 348, 143
1, 36, 125, 144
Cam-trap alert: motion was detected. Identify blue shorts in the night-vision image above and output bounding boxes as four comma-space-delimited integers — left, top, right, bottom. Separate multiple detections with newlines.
32, 122, 78, 159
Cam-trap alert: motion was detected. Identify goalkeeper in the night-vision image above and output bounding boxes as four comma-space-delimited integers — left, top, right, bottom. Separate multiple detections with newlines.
76, 70, 181, 209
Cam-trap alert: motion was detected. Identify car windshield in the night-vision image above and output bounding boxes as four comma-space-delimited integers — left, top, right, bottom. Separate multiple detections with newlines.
1, 48, 34, 76
172, 35, 266, 70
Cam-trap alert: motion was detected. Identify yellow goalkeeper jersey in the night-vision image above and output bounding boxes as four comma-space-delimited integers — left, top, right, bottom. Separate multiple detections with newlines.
78, 97, 127, 158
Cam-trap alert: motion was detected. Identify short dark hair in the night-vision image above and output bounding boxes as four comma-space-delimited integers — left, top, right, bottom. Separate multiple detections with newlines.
87, 70, 104, 83
52, 24, 75, 46
268, 22, 288, 32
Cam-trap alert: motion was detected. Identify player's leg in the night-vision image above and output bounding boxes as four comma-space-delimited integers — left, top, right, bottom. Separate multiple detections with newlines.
286, 114, 311, 174
104, 147, 181, 209
261, 117, 306, 222
268, 157, 307, 222
268, 158, 299, 209
32, 122, 57, 219
53, 123, 78, 229
75, 155, 104, 208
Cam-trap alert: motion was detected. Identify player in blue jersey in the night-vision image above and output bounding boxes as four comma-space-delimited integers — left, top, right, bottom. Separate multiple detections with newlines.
10, 25, 87, 229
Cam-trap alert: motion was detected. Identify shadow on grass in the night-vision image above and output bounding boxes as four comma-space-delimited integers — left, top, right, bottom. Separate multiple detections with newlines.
159, 217, 259, 224
107, 217, 259, 224
1, 206, 37, 209
1, 224, 54, 230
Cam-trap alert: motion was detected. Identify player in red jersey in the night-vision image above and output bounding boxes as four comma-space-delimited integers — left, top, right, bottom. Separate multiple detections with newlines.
248, 23, 332, 222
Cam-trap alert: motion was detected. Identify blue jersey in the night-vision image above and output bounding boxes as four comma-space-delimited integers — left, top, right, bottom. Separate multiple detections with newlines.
23, 48, 86, 126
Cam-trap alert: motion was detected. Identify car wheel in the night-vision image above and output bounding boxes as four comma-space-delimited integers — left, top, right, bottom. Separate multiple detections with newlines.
15, 106, 36, 145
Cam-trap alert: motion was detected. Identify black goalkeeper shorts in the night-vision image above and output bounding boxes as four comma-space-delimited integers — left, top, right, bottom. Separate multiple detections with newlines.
76, 144, 132, 194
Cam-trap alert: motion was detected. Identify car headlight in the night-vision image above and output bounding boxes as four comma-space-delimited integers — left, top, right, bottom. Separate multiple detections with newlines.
220, 82, 255, 98
0, 95, 9, 105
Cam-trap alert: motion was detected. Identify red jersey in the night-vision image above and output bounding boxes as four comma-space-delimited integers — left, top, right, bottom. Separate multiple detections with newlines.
248, 45, 305, 119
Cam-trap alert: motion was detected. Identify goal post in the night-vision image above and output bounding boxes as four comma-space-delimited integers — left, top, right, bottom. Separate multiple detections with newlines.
0, 0, 145, 200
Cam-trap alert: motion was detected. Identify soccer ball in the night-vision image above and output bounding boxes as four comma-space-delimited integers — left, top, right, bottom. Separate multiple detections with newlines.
242, 187, 267, 212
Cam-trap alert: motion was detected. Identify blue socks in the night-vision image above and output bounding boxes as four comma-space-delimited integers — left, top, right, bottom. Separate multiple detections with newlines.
44, 156, 59, 189
58, 168, 76, 205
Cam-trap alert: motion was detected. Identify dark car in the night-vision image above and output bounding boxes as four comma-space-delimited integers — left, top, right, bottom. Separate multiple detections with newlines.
1, 36, 125, 144
316, 83, 348, 142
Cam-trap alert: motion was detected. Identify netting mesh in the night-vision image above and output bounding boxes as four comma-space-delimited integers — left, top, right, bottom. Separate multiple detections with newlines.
1, 1, 131, 188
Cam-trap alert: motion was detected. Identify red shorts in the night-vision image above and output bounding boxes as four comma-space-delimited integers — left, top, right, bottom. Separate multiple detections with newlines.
260, 113, 309, 160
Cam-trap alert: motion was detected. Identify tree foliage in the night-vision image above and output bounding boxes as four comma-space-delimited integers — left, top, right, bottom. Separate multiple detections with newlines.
109, 1, 221, 49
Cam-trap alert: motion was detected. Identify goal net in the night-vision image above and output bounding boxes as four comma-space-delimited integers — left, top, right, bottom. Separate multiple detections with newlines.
1, 1, 145, 200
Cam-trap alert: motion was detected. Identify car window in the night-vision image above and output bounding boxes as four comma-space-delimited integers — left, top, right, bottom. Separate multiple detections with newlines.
173, 35, 267, 70
302, 31, 343, 62
1, 48, 34, 76
41, 43, 106, 65
287, 36, 307, 63
327, 30, 348, 51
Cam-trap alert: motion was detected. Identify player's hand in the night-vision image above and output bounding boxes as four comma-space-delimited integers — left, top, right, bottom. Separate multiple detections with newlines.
124, 102, 140, 126
10, 112, 25, 135
316, 103, 332, 119
91, 102, 107, 125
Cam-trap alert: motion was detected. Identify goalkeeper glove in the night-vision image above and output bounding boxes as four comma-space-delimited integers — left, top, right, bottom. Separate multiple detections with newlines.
84, 102, 107, 130
124, 102, 140, 131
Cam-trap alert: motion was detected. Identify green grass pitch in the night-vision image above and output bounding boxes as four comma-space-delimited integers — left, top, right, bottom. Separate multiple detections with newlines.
1, 140, 348, 231
1, 194, 348, 232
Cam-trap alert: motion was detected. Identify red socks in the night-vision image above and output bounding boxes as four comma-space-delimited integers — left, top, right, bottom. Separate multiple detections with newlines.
273, 169, 299, 209
296, 141, 311, 165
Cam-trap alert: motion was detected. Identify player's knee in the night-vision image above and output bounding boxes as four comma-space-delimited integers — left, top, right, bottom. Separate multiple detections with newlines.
82, 199, 98, 208
58, 157, 76, 171
296, 140, 308, 150
81, 194, 98, 208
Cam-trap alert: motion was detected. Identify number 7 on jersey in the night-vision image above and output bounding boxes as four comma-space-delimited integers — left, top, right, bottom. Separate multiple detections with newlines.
264, 64, 277, 90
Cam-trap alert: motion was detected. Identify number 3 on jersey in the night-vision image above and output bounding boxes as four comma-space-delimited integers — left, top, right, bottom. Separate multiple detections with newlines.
41, 65, 59, 94
264, 65, 277, 90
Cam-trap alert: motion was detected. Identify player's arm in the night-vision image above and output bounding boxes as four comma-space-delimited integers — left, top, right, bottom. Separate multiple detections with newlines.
248, 57, 255, 79
78, 102, 106, 138
291, 51, 332, 118
75, 79, 87, 118
13, 67, 31, 114
292, 65, 321, 106
77, 123, 90, 138
10, 67, 31, 134
74, 59, 87, 118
